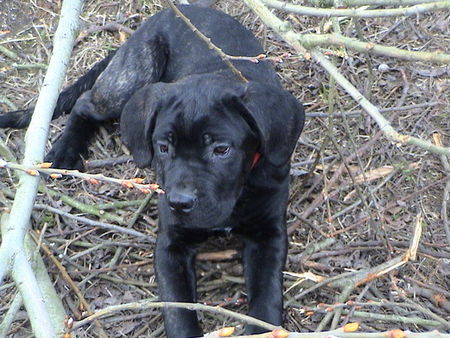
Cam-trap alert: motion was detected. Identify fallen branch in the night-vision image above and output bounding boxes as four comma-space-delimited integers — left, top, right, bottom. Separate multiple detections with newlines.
285, 212, 425, 319
33, 204, 154, 241
204, 328, 447, 337
262, 0, 450, 18
0, 45, 19, 60
69, 300, 278, 332
305, 102, 441, 118
309, 0, 442, 6
0, 159, 164, 194
0, 1, 83, 337
302, 33, 450, 64
243, 0, 450, 157
30, 231, 109, 337
311, 50, 450, 156
0, 292, 23, 337
68, 298, 448, 337
41, 186, 126, 224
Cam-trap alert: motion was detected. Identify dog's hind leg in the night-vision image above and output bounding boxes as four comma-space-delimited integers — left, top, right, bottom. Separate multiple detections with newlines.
45, 34, 168, 169
0, 51, 116, 129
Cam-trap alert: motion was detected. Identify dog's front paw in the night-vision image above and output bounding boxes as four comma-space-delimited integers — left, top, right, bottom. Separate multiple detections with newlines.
45, 136, 87, 170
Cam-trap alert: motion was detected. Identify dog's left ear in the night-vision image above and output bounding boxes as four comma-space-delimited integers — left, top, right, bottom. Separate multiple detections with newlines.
120, 83, 167, 168
224, 82, 305, 167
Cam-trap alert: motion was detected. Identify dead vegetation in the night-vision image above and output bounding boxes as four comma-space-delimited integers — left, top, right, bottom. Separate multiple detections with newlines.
0, 0, 449, 336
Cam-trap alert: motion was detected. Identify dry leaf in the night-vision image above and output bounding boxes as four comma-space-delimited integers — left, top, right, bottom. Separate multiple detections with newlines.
432, 293, 446, 307
353, 163, 419, 184
88, 178, 100, 185
409, 212, 423, 261
218, 327, 235, 337
354, 166, 393, 184
432, 132, 443, 147
388, 329, 406, 338
343, 322, 359, 332
271, 328, 289, 338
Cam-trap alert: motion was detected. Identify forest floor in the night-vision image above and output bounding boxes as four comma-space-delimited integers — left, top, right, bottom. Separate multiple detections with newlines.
0, 0, 449, 336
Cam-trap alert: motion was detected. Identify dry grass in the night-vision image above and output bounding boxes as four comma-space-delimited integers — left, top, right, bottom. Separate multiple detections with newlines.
0, 0, 449, 336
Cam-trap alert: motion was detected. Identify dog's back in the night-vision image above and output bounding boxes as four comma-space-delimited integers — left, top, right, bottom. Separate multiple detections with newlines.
149, 6, 280, 84
0, 5, 280, 129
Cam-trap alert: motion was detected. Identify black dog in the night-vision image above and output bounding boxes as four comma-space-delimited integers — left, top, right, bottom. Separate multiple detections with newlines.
1, 5, 305, 337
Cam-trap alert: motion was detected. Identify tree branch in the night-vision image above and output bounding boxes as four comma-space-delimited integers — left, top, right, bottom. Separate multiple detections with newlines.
301, 33, 450, 64
307, 0, 443, 6
243, 0, 450, 157
262, 0, 450, 18
34, 204, 154, 241
69, 300, 278, 332
0, 0, 83, 336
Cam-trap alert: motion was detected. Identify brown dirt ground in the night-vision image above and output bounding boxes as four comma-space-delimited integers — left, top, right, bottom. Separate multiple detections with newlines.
0, 0, 449, 337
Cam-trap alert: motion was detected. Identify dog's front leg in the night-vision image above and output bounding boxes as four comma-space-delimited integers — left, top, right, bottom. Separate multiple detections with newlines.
155, 231, 202, 338
242, 224, 287, 334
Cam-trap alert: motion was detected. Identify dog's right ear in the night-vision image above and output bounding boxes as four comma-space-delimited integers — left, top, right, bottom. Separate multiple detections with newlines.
120, 83, 167, 168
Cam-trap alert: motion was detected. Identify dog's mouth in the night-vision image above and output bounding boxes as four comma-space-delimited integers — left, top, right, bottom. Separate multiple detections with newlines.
169, 209, 233, 229
164, 196, 236, 231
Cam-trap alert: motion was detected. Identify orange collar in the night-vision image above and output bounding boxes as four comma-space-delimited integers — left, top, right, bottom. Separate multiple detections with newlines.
250, 152, 262, 170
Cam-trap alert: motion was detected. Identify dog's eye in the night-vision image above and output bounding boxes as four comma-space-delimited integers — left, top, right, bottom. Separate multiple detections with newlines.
159, 144, 169, 153
213, 145, 230, 156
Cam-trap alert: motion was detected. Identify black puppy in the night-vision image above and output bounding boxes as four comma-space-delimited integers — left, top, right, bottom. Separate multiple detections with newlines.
1, 5, 305, 337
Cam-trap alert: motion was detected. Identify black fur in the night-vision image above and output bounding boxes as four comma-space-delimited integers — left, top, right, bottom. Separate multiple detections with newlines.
0, 51, 116, 129
1, 5, 305, 337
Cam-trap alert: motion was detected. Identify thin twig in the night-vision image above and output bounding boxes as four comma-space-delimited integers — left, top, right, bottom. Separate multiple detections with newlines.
0, 292, 23, 336
165, 0, 248, 82
305, 101, 441, 118
42, 186, 125, 224
0, 159, 164, 194
34, 204, 154, 242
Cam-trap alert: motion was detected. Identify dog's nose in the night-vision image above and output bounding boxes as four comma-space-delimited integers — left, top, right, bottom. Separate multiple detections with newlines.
167, 191, 196, 213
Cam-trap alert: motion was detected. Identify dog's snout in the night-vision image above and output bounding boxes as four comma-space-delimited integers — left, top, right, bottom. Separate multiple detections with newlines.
167, 191, 196, 213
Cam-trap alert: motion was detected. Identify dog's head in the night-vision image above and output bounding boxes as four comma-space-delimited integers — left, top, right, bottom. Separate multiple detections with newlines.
121, 75, 304, 229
